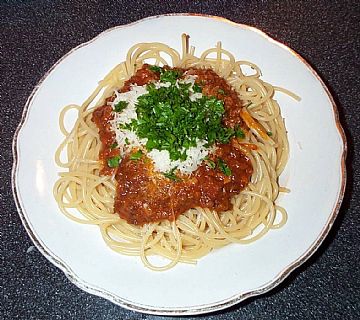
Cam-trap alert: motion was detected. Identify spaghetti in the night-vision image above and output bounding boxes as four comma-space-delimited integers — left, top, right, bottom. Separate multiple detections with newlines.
54, 34, 300, 271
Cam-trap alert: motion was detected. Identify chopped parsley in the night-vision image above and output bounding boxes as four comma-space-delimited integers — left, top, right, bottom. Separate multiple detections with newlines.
235, 128, 245, 139
160, 69, 182, 84
110, 142, 118, 149
204, 156, 232, 175
149, 65, 162, 73
204, 156, 216, 169
130, 150, 143, 160
114, 100, 128, 112
218, 88, 226, 95
217, 158, 232, 176
124, 73, 243, 161
149, 65, 183, 84
163, 167, 181, 181
107, 155, 120, 168
193, 83, 202, 93
206, 159, 216, 169
267, 131, 273, 136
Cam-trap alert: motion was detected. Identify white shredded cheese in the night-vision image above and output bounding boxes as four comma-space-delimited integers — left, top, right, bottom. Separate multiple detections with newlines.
148, 140, 213, 174
110, 85, 148, 155
154, 81, 172, 89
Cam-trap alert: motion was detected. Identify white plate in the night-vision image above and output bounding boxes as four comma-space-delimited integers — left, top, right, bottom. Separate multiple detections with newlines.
12, 14, 346, 315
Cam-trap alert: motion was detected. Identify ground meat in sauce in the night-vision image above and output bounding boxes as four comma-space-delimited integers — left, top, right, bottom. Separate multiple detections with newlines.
92, 64, 253, 225
186, 68, 244, 128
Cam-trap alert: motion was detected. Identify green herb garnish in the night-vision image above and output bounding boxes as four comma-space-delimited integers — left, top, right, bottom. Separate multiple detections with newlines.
125, 137, 130, 145
149, 65, 162, 73
163, 167, 181, 181
124, 67, 243, 161
193, 83, 202, 93
130, 150, 143, 160
110, 142, 118, 149
107, 155, 120, 168
204, 156, 216, 169
267, 131, 273, 136
217, 158, 232, 176
159, 69, 182, 84
114, 101, 128, 112
149, 65, 183, 84
207, 159, 216, 169
218, 88, 226, 95
127, 83, 232, 160
235, 128, 245, 139
149, 65, 183, 83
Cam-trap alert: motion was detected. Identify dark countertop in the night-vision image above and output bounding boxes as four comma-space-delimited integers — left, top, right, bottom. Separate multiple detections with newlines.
1, 1, 359, 319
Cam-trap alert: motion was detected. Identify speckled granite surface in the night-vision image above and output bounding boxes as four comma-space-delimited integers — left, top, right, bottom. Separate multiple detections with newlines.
1, 1, 359, 319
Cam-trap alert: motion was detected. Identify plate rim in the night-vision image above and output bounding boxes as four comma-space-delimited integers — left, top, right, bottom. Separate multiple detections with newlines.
11, 13, 347, 315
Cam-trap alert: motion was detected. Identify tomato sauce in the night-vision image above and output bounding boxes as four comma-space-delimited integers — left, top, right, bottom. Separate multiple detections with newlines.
92, 65, 253, 225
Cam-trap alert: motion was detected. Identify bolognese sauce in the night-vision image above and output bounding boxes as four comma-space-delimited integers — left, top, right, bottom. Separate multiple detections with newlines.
92, 64, 253, 225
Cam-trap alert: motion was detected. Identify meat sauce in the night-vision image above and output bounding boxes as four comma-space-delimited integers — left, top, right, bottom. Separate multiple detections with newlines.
92, 65, 253, 225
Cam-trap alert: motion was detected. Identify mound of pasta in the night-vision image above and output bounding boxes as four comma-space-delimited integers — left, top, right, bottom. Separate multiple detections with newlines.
54, 35, 299, 270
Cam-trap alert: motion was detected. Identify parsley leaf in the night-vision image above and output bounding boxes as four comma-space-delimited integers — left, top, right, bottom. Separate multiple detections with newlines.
217, 158, 232, 176
193, 83, 202, 93
149, 65, 162, 73
159, 69, 182, 84
129, 150, 143, 160
114, 101, 128, 112
110, 142, 118, 149
163, 167, 181, 181
107, 155, 120, 168
235, 129, 245, 139
206, 159, 216, 169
